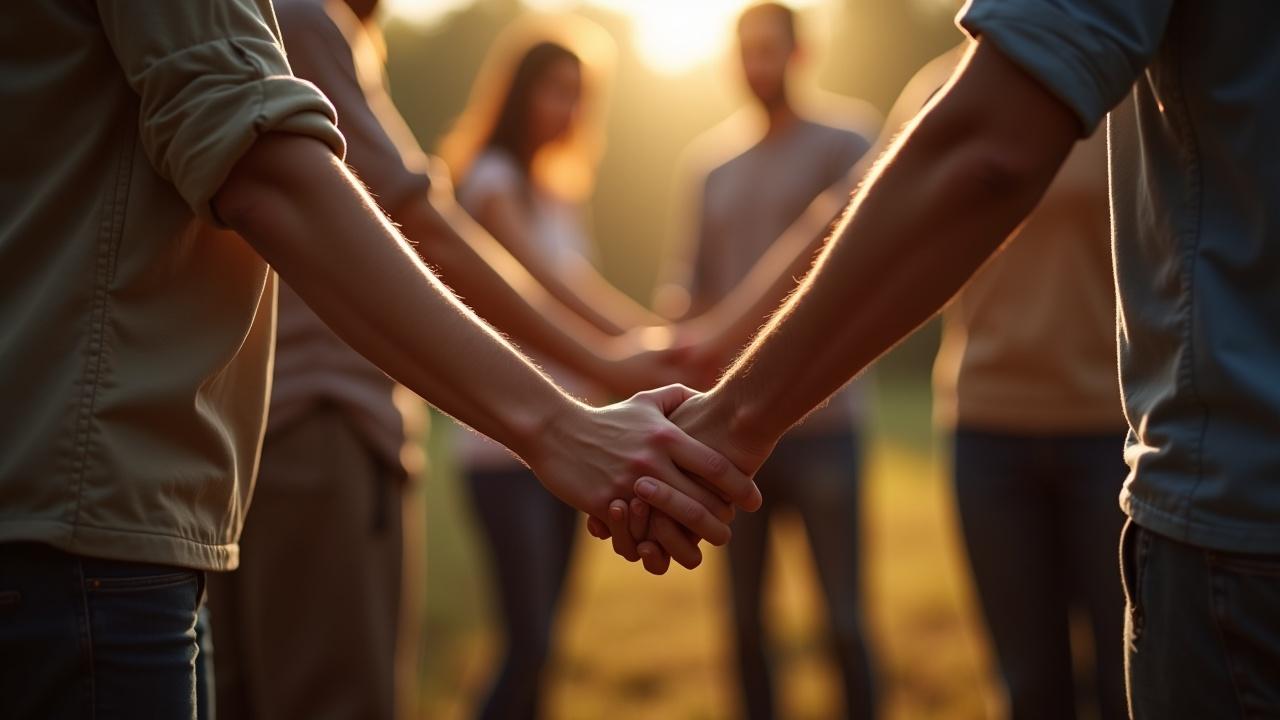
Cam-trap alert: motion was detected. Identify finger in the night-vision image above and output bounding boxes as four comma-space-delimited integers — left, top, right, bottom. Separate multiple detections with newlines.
633, 383, 700, 415
637, 541, 670, 575
652, 458, 735, 525
665, 431, 762, 512
634, 477, 732, 546
629, 498, 650, 543
651, 512, 704, 570
586, 515, 611, 540
606, 500, 639, 562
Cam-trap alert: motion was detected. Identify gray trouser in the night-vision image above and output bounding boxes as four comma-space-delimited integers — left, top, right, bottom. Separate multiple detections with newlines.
208, 407, 407, 720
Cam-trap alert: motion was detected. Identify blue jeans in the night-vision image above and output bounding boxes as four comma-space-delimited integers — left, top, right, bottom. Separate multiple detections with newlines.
0, 542, 207, 719
953, 429, 1127, 720
1122, 520, 1280, 718
728, 430, 875, 720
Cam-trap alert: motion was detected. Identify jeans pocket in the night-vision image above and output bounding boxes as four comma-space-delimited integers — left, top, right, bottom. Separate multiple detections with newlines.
1207, 551, 1280, 717
1120, 519, 1150, 644
84, 566, 199, 593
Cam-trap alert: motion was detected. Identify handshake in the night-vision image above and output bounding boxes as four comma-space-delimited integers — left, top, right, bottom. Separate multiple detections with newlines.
521, 315, 777, 577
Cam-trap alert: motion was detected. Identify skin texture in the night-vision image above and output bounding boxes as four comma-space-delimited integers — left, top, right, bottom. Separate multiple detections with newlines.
595, 39, 1083, 569
211, 133, 762, 558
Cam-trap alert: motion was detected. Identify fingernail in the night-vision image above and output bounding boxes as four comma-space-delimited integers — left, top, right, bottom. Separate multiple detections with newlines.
631, 498, 648, 516
609, 505, 623, 520
636, 478, 657, 498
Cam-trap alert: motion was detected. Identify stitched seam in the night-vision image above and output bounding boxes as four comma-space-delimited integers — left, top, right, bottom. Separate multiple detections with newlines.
1166, 8, 1211, 529
68, 117, 134, 536
74, 558, 98, 719
1207, 557, 1253, 718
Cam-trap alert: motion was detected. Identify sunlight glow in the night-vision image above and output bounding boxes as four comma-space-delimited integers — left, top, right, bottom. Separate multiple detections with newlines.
384, 0, 829, 75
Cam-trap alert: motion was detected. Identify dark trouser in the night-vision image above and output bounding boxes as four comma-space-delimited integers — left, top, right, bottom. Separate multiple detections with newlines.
952, 429, 1127, 720
1122, 520, 1280, 719
467, 464, 577, 720
728, 430, 875, 720
0, 542, 207, 719
207, 407, 405, 720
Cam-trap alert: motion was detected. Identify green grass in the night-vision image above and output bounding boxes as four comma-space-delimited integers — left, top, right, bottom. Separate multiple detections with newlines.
413, 376, 998, 719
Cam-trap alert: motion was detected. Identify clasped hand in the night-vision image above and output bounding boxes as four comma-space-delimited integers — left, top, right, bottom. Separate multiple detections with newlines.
525, 384, 762, 571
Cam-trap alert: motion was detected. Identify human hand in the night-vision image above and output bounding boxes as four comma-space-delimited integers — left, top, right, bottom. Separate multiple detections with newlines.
526, 385, 762, 565
586, 389, 774, 573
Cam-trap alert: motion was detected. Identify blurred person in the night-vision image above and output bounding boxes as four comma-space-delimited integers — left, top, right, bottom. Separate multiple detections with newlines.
438, 22, 653, 720
0, 1, 762, 717
203, 3, 700, 720
912, 48, 1127, 720
599, 1, 1280, 717
655, 4, 880, 717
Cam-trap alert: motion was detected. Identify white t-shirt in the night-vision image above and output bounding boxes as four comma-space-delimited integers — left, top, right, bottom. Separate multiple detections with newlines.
454, 149, 602, 470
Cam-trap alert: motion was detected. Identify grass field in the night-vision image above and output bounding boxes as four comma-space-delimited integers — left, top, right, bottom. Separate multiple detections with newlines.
412, 376, 1000, 719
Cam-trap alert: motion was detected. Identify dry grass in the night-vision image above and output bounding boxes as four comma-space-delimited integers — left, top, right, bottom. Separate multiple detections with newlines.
415, 382, 999, 719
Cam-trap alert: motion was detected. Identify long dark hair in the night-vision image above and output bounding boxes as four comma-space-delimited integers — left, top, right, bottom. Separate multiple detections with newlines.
484, 42, 581, 175
441, 16, 613, 202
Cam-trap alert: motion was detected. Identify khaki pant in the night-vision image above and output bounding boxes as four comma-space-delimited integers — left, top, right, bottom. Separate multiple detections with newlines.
207, 407, 420, 720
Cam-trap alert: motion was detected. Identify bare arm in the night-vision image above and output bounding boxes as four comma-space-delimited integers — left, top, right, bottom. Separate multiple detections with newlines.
607, 41, 1080, 569
212, 133, 761, 560
392, 174, 669, 397
468, 185, 665, 335
681, 46, 969, 367
668, 40, 1081, 465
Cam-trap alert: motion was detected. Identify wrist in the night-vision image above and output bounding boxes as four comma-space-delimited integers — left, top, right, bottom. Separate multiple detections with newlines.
701, 381, 777, 469
507, 386, 585, 470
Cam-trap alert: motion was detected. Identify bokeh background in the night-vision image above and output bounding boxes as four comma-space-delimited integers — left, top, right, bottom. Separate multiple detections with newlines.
379, 0, 1007, 717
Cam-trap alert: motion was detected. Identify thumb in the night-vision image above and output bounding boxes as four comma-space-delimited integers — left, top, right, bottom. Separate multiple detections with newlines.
635, 383, 700, 416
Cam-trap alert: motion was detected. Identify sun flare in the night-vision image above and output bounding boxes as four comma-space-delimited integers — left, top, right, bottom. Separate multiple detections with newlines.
384, 0, 828, 75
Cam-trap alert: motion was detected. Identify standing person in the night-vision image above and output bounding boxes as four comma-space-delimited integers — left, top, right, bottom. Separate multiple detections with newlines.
605, 2, 1280, 717
915, 50, 1127, 720
0, 1, 762, 717
439, 19, 659, 720
204, 3, 691, 720
656, 4, 879, 717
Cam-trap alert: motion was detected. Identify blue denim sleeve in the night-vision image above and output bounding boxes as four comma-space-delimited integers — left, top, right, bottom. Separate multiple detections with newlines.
958, 0, 1176, 132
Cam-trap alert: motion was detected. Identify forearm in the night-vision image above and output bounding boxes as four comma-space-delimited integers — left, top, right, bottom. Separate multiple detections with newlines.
556, 256, 667, 334
705, 42, 1079, 449
690, 184, 851, 358
400, 195, 623, 389
215, 133, 579, 459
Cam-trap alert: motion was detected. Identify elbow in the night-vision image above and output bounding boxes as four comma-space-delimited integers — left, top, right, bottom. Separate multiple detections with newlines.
213, 133, 323, 235
927, 132, 1064, 216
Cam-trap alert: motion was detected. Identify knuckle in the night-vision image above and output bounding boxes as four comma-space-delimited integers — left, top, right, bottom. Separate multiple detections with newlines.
702, 451, 731, 478
625, 456, 657, 478
648, 426, 677, 448
679, 500, 707, 528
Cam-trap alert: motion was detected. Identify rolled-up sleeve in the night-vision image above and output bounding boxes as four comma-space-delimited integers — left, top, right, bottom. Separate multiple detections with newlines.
97, 0, 346, 220
958, 0, 1175, 132
275, 0, 431, 214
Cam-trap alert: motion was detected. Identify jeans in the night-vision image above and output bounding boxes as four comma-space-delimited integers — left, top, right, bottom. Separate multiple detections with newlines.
0, 542, 207, 720
728, 430, 875, 720
1122, 520, 1280, 718
953, 429, 1127, 720
468, 465, 577, 720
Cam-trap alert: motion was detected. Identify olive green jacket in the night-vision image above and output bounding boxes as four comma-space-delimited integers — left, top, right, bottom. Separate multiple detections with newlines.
0, 0, 345, 570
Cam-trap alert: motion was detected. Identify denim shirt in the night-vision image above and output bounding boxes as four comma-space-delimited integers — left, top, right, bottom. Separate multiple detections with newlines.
960, 0, 1280, 553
